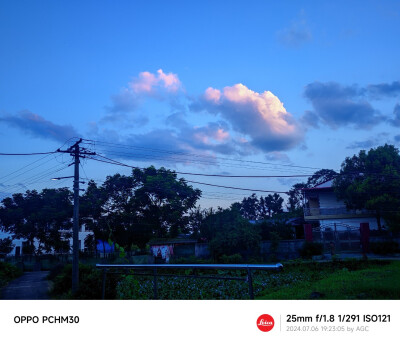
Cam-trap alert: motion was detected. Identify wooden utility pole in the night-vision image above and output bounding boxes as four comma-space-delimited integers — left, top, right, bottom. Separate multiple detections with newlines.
57, 138, 95, 295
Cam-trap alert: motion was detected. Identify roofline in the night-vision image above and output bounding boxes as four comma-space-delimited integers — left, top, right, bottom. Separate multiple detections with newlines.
301, 186, 333, 191
301, 177, 336, 191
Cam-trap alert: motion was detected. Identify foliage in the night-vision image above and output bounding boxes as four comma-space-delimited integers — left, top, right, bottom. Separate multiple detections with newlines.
369, 241, 399, 255
0, 188, 73, 254
334, 144, 400, 230
299, 242, 323, 259
306, 169, 338, 187
258, 261, 400, 300
116, 275, 146, 299
116, 260, 398, 300
81, 167, 201, 249
0, 262, 22, 288
51, 264, 119, 299
219, 254, 243, 264
254, 218, 294, 240
0, 237, 14, 255
239, 193, 284, 220
286, 183, 307, 212
205, 206, 261, 260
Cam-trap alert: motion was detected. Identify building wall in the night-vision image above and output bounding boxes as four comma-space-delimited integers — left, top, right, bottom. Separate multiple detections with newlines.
318, 191, 344, 209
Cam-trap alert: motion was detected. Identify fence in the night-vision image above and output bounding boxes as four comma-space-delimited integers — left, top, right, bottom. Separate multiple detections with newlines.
96, 263, 283, 300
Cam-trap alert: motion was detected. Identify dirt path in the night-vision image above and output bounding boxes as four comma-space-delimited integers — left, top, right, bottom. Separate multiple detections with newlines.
1, 271, 51, 300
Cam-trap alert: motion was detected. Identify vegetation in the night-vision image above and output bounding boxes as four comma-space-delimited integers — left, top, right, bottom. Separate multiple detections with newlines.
0, 262, 22, 289
201, 205, 261, 260
257, 260, 400, 300
112, 259, 400, 300
0, 188, 73, 254
51, 264, 120, 299
334, 144, 400, 230
81, 166, 201, 250
0, 237, 14, 256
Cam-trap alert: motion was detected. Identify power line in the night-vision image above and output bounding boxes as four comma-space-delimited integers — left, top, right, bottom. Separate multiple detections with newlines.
93, 154, 314, 178
84, 138, 329, 171
185, 180, 288, 194
0, 151, 57, 156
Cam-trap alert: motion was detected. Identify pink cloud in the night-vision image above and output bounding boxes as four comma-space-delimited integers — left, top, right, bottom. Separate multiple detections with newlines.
196, 83, 303, 152
130, 71, 158, 93
129, 69, 181, 94
204, 87, 221, 103
157, 69, 181, 92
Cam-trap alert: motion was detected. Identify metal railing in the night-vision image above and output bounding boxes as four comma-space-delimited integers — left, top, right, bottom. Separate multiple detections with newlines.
96, 263, 283, 300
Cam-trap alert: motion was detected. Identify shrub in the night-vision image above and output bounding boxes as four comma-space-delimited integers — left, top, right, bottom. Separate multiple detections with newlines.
0, 262, 22, 287
47, 263, 66, 281
299, 242, 323, 259
51, 264, 120, 299
220, 254, 243, 264
117, 276, 146, 299
370, 241, 399, 255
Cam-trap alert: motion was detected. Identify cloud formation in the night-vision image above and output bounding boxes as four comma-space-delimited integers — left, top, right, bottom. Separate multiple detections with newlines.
0, 111, 80, 143
346, 132, 390, 149
303, 81, 385, 129
105, 69, 182, 120
191, 83, 303, 152
367, 81, 400, 99
389, 103, 400, 127
277, 18, 312, 48
131, 69, 181, 94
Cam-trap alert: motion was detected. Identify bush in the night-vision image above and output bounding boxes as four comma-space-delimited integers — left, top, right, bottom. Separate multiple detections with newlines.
220, 254, 243, 264
299, 242, 323, 259
51, 264, 120, 299
117, 276, 146, 299
370, 241, 399, 255
170, 256, 212, 264
0, 262, 22, 287
47, 263, 66, 281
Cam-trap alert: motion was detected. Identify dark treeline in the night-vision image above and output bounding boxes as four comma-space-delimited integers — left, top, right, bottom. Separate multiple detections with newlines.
1, 144, 399, 260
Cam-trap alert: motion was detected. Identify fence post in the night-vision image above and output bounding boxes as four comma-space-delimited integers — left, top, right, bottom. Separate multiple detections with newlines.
101, 268, 106, 300
247, 267, 254, 299
153, 267, 158, 300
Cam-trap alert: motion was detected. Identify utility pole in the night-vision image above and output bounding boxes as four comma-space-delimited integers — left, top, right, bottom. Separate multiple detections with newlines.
57, 138, 95, 294
72, 140, 80, 293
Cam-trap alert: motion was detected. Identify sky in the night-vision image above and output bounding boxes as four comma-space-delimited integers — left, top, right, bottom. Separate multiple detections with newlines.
0, 0, 400, 208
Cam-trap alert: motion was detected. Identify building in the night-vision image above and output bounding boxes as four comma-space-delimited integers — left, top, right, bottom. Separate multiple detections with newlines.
302, 179, 381, 231
0, 224, 91, 256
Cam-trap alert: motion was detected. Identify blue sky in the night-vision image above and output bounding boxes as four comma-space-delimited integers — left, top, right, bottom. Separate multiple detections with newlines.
1, 0, 400, 208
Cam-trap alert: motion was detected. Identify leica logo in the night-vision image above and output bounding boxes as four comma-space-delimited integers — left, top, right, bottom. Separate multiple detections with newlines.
258, 319, 273, 326
257, 314, 275, 332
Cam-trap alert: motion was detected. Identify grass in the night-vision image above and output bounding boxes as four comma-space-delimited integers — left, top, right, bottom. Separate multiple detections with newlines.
256, 261, 400, 300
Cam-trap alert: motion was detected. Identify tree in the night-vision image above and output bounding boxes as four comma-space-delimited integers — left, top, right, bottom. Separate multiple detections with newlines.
240, 193, 259, 220
81, 166, 202, 249
204, 205, 261, 259
334, 144, 400, 230
132, 166, 201, 239
0, 237, 14, 256
306, 169, 338, 187
286, 182, 307, 212
0, 188, 73, 254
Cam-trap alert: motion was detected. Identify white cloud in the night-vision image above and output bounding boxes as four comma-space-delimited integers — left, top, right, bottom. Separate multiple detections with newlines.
192, 83, 303, 152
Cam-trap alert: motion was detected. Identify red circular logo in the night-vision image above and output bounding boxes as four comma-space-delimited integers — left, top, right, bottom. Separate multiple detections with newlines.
257, 314, 275, 332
